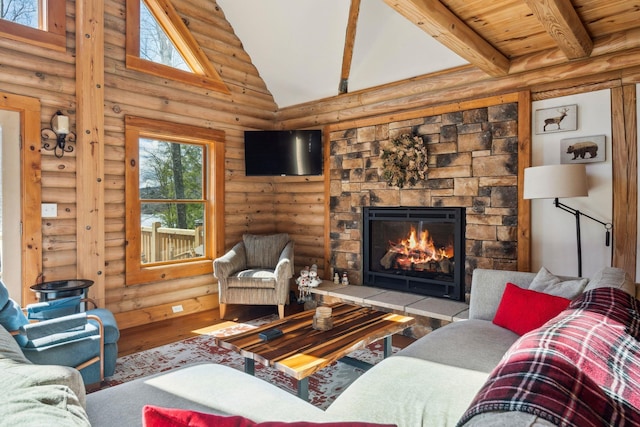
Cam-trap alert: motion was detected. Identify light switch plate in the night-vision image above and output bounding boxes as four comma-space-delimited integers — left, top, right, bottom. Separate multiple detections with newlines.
41, 203, 57, 218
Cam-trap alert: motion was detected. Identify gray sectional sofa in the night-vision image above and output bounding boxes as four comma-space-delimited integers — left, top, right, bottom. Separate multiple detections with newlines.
0, 324, 90, 426
1, 267, 637, 426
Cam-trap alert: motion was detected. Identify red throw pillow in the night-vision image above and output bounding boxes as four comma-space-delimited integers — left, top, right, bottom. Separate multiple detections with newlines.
142, 406, 396, 427
492, 282, 571, 336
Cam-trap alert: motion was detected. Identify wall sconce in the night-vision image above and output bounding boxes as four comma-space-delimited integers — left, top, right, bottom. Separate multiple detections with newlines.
41, 111, 76, 158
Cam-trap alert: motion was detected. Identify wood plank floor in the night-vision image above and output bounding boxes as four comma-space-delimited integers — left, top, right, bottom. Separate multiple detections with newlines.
117, 302, 415, 358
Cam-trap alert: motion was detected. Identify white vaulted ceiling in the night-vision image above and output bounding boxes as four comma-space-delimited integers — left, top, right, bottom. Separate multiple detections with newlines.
217, 0, 467, 108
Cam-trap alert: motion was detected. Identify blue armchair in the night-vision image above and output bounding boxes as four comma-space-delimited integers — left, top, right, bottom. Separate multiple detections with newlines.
0, 281, 119, 386
25, 295, 120, 380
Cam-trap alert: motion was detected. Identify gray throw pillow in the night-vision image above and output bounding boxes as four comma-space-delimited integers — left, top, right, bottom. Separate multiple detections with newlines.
584, 267, 635, 295
528, 266, 588, 299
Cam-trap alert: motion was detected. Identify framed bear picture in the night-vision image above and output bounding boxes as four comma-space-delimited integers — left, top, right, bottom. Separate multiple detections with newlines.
560, 135, 606, 164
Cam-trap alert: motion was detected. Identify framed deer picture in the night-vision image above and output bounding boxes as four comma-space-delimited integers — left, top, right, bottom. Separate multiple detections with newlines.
534, 104, 578, 134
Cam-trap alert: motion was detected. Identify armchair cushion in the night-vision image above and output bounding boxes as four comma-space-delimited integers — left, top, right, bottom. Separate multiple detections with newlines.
243, 233, 289, 269
20, 313, 89, 342
230, 269, 278, 289
22, 323, 100, 349
21, 334, 102, 376
20, 313, 100, 348
27, 296, 82, 320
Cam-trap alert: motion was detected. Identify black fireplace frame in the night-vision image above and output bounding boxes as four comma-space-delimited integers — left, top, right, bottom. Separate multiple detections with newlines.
363, 206, 466, 301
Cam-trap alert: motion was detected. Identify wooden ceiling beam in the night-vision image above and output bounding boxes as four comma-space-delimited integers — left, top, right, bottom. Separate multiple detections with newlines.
339, 0, 361, 94
383, 0, 510, 77
523, 0, 593, 59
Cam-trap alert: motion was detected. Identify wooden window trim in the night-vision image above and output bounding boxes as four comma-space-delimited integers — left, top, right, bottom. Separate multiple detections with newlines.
125, 0, 230, 94
125, 116, 225, 285
0, 0, 66, 51
0, 92, 42, 303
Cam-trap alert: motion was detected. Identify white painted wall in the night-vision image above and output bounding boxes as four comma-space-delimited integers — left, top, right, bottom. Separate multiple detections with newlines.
530, 90, 613, 278
0, 110, 22, 303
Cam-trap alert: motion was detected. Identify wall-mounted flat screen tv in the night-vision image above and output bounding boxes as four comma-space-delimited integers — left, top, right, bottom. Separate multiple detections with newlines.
244, 130, 323, 176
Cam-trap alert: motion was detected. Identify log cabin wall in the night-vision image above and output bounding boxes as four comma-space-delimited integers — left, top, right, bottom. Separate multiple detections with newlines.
273, 176, 327, 279
103, 0, 282, 328
0, 0, 286, 329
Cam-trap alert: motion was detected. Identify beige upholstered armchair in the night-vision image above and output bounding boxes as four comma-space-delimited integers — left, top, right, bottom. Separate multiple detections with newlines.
213, 233, 294, 319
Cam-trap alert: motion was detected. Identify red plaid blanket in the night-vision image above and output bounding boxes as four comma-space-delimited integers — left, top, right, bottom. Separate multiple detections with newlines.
458, 287, 640, 427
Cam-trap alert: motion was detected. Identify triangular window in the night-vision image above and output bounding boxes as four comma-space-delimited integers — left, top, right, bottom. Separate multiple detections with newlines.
126, 0, 229, 94
139, 1, 190, 72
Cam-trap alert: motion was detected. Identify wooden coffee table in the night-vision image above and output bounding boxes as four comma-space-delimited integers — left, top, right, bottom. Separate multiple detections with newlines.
215, 303, 415, 400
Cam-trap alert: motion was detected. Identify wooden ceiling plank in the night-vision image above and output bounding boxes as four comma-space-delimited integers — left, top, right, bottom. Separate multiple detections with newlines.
340, 0, 361, 94
442, 0, 557, 58
383, 0, 510, 77
523, 0, 593, 59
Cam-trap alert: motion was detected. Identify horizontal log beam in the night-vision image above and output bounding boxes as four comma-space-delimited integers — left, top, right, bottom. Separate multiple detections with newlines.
523, 0, 593, 59
384, 0, 510, 76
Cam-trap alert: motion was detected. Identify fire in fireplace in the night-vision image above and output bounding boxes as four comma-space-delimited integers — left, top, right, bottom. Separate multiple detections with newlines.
363, 206, 466, 301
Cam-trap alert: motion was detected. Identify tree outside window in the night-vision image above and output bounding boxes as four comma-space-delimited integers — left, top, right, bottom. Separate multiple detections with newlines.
125, 0, 229, 93
139, 138, 205, 264
1, 0, 38, 29
0, 0, 65, 51
139, 1, 190, 72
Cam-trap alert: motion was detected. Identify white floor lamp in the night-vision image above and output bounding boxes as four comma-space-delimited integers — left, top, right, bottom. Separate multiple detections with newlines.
523, 164, 612, 277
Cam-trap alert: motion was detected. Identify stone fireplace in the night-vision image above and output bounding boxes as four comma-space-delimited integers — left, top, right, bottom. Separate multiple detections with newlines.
363, 206, 466, 301
328, 98, 522, 296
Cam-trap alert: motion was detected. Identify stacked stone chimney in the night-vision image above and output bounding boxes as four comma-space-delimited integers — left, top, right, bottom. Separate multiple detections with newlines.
328, 102, 520, 292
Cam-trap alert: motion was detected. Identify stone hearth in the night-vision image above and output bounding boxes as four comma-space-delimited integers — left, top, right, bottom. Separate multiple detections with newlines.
329, 102, 520, 294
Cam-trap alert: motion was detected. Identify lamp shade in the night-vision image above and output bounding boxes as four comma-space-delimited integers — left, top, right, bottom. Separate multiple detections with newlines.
523, 164, 588, 199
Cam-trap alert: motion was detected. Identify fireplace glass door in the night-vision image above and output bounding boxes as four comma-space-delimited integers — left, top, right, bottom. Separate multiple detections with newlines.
363, 207, 465, 301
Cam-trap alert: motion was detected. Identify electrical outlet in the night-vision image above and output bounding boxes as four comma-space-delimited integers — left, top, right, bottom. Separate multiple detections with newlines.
41, 203, 58, 218
172, 305, 184, 313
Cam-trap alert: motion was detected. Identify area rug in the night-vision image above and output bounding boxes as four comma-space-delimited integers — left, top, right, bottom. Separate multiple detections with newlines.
96, 315, 397, 409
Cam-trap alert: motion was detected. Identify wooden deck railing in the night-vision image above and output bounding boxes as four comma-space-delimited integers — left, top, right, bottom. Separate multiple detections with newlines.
141, 222, 203, 263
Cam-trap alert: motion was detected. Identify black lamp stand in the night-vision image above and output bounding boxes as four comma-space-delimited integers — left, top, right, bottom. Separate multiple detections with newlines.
553, 198, 612, 277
